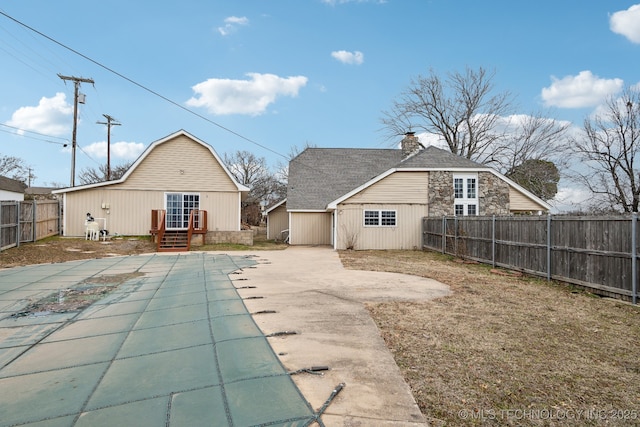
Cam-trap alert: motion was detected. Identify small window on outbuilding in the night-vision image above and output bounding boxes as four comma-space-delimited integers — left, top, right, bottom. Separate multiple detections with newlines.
363, 210, 397, 227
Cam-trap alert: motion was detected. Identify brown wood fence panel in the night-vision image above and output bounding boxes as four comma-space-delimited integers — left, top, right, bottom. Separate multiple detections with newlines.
423, 215, 639, 303
31, 200, 61, 241
19, 201, 34, 242
0, 200, 60, 251
1, 201, 19, 251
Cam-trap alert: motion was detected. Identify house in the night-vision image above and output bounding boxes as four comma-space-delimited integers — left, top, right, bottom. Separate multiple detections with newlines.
52, 130, 252, 247
0, 176, 27, 201
278, 132, 551, 250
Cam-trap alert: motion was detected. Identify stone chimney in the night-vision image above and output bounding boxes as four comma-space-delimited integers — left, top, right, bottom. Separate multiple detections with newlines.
401, 132, 421, 158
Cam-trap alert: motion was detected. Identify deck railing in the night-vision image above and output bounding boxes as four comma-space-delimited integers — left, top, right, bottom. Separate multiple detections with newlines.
151, 209, 207, 251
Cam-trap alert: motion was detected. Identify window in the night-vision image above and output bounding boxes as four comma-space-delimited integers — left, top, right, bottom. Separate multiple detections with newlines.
166, 193, 200, 229
453, 174, 478, 216
363, 210, 397, 227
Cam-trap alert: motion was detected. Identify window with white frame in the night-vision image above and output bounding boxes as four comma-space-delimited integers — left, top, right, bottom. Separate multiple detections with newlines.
453, 174, 478, 216
165, 193, 200, 229
363, 210, 397, 227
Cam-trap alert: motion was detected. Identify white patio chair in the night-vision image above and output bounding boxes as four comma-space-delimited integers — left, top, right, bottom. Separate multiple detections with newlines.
85, 222, 100, 240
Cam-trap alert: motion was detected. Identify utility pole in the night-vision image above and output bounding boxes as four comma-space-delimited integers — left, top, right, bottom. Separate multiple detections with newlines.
58, 74, 94, 187
97, 114, 121, 180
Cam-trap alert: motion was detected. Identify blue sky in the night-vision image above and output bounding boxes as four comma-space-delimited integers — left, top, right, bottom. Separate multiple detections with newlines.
1, 1, 639, 211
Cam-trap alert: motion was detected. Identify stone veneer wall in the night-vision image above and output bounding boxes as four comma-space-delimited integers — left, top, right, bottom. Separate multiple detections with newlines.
478, 172, 510, 215
428, 171, 454, 217
203, 230, 254, 246
428, 171, 510, 216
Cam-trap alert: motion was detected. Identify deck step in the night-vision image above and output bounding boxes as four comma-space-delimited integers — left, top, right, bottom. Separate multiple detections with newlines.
158, 231, 189, 252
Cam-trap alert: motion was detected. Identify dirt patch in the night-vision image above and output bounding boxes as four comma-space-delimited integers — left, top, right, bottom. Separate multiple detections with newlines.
340, 249, 640, 427
10, 272, 145, 316
0, 237, 157, 268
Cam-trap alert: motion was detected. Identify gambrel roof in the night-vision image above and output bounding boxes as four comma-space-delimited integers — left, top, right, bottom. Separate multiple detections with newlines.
53, 130, 249, 194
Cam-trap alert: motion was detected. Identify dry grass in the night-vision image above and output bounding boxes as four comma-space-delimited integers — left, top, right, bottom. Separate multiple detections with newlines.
339, 250, 640, 426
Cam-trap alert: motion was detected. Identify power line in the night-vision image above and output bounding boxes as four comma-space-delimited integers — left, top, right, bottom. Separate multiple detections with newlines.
0, 10, 339, 193
0, 123, 69, 145
0, 10, 287, 161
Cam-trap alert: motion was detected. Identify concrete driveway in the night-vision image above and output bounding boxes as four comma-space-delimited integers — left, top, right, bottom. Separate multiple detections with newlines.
0, 246, 449, 426
226, 246, 450, 426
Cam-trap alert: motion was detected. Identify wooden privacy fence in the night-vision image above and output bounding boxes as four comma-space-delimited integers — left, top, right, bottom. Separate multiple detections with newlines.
422, 215, 639, 304
0, 200, 61, 251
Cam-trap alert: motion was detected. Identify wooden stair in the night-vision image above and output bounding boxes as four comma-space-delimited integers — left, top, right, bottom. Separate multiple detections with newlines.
158, 230, 189, 252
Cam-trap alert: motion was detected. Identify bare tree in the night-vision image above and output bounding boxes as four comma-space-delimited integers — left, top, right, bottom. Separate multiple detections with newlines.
571, 87, 640, 212
0, 154, 30, 183
78, 161, 133, 185
381, 66, 513, 163
224, 151, 285, 225
224, 151, 268, 187
495, 113, 572, 174
494, 113, 571, 200
381, 67, 571, 200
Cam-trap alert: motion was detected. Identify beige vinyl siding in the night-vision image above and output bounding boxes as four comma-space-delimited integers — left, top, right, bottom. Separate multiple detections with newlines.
336, 204, 427, 250
118, 135, 237, 191
347, 171, 429, 204
289, 212, 332, 245
64, 189, 240, 236
267, 204, 288, 240
509, 187, 547, 212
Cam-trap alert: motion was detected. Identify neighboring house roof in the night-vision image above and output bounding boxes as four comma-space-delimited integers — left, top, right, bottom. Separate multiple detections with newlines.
289, 145, 551, 212
25, 187, 59, 195
0, 175, 27, 193
53, 130, 249, 194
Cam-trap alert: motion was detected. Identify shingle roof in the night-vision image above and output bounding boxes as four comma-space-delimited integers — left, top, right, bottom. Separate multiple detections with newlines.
0, 176, 27, 193
287, 146, 484, 210
398, 145, 484, 169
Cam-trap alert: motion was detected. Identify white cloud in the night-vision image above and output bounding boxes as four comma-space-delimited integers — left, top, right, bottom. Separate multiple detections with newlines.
331, 50, 364, 65
218, 16, 249, 36
186, 73, 308, 116
83, 141, 144, 160
6, 93, 72, 136
610, 4, 640, 43
541, 71, 623, 108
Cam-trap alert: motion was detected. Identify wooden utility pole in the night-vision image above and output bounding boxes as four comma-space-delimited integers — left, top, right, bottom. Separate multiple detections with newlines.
58, 74, 94, 187
97, 114, 121, 180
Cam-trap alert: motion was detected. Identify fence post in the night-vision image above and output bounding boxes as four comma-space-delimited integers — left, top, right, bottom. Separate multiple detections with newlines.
31, 201, 36, 242
441, 216, 445, 254
16, 201, 21, 248
453, 216, 458, 256
546, 214, 552, 281
492, 215, 496, 267
632, 213, 637, 305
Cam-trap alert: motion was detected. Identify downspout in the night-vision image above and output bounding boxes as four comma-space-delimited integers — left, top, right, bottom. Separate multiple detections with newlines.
288, 211, 292, 245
